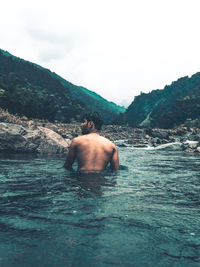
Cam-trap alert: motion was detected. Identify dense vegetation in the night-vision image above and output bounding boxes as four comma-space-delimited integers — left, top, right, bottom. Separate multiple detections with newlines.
2, 48, 200, 129
52, 73, 125, 123
0, 49, 89, 122
116, 73, 200, 128
0, 49, 124, 123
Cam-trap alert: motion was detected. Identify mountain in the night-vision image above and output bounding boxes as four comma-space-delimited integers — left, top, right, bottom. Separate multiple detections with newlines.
0, 49, 88, 122
51, 73, 125, 123
116, 73, 200, 128
0, 49, 124, 123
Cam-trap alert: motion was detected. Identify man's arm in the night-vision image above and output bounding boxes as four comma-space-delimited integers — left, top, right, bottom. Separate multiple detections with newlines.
110, 145, 120, 170
63, 139, 77, 170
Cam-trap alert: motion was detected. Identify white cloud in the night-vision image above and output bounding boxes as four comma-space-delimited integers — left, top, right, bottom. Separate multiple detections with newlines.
1, 0, 200, 105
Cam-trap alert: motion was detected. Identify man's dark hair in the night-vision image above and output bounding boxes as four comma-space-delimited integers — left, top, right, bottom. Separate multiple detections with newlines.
81, 112, 103, 130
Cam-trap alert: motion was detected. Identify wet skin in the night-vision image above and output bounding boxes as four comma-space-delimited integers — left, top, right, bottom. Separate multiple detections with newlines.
64, 120, 119, 171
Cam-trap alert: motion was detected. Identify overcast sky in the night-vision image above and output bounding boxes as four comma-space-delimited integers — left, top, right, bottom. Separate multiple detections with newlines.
1, 0, 200, 106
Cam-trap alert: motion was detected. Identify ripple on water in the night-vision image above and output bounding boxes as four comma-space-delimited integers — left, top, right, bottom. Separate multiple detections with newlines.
0, 151, 200, 266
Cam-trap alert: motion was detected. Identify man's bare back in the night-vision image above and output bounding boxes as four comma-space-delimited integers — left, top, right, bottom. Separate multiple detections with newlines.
64, 113, 119, 171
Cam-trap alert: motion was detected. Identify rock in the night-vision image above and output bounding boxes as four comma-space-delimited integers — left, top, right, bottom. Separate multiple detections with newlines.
148, 129, 169, 140
114, 140, 131, 147
152, 137, 162, 145
181, 141, 199, 152
37, 126, 71, 154
180, 136, 188, 142
187, 134, 200, 141
184, 140, 199, 148
196, 147, 200, 153
168, 136, 176, 142
155, 140, 200, 152
1, 119, 200, 155
155, 142, 182, 151
175, 128, 188, 135
133, 143, 148, 148
0, 123, 70, 154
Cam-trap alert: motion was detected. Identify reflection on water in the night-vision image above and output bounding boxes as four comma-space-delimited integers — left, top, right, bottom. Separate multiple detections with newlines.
0, 149, 200, 266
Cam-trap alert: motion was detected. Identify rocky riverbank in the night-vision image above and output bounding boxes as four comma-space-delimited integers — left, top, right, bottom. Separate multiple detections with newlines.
0, 109, 200, 154
0, 121, 200, 154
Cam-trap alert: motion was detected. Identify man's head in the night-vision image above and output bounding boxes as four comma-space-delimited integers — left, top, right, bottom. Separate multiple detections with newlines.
81, 112, 103, 134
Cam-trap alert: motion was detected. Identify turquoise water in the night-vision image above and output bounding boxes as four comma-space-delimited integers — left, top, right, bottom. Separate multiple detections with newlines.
0, 148, 200, 267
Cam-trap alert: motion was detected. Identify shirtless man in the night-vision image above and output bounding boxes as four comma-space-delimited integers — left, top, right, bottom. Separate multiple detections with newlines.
64, 112, 119, 171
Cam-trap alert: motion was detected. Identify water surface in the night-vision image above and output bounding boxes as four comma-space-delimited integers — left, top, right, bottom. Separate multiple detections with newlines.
0, 148, 200, 266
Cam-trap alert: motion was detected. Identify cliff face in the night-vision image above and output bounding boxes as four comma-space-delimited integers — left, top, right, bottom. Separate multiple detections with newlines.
120, 73, 200, 128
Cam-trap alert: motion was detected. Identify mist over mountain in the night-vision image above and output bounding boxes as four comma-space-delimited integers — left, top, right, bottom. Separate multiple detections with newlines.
0, 49, 124, 123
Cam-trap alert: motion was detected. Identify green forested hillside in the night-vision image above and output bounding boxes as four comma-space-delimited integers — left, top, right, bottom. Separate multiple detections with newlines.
3, 48, 199, 129
0, 49, 88, 122
160, 85, 200, 128
52, 73, 125, 123
0, 49, 123, 123
117, 73, 200, 128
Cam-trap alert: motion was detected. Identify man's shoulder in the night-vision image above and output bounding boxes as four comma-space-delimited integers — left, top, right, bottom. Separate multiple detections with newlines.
99, 135, 116, 147
71, 136, 83, 143
71, 135, 88, 144
72, 134, 116, 148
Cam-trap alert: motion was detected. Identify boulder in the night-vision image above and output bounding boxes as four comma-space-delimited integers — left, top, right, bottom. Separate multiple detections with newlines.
196, 147, 200, 153
114, 140, 131, 147
0, 123, 70, 154
147, 129, 169, 140
154, 140, 200, 152
181, 141, 199, 152
151, 137, 162, 146
155, 142, 182, 151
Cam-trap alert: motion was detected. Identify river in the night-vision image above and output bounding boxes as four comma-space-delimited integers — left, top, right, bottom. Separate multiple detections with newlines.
0, 148, 200, 266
